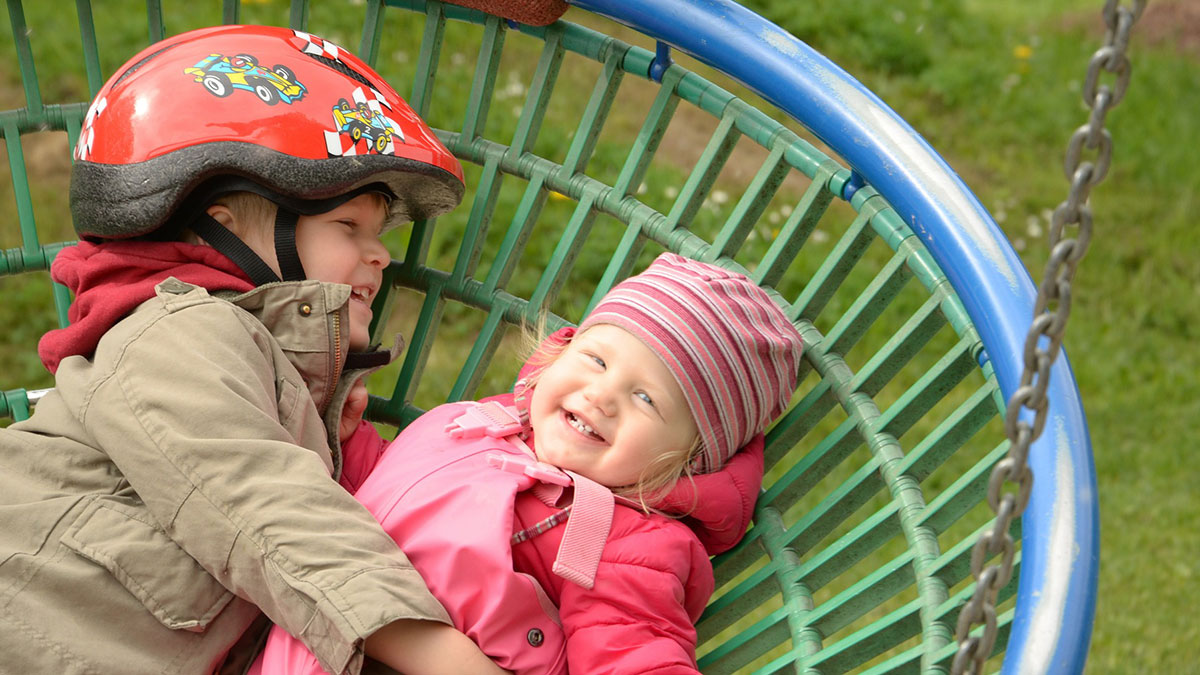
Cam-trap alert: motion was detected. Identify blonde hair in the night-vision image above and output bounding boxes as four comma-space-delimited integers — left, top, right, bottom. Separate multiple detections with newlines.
177, 191, 276, 245
519, 316, 704, 515
214, 191, 278, 234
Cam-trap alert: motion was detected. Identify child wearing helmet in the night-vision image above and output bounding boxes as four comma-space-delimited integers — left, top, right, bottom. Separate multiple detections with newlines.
0, 25, 504, 675
254, 252, 805, 674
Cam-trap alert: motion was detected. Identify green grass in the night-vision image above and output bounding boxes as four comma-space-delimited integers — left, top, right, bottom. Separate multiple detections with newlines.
2, 0, 1197, 671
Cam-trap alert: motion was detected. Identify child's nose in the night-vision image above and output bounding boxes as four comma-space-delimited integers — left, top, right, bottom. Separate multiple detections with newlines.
582, 381, 616, 416
363, 237, 389, 267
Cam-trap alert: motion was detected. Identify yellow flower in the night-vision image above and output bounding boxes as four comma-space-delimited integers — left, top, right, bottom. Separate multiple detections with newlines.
1013, 44, 1033, 60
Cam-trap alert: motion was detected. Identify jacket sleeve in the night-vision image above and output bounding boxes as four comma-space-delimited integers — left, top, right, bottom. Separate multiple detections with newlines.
79, 300, 448, 674
557, 522, 712, 675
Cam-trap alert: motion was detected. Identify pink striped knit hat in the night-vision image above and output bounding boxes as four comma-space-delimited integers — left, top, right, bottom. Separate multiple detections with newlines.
578, 253, 803, 474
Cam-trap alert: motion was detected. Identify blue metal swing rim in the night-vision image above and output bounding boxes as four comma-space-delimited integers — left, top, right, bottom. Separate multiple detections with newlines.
564, 0, 1099, 672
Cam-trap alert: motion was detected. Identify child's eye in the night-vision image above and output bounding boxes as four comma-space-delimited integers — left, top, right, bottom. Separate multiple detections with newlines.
635, 391, 655, 407
589, 354, 606, 369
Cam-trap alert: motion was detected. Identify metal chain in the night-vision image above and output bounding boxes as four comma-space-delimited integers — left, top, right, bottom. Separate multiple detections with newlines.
951, 1, 1145, 672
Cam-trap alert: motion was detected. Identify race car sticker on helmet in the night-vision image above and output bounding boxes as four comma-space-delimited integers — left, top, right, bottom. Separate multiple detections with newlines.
326, 87, 407, 156
185, 52, 308, 105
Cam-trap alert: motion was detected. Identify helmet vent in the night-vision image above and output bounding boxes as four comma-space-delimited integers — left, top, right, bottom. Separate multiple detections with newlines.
303, 51, 376, 91
112, 45, 173, 87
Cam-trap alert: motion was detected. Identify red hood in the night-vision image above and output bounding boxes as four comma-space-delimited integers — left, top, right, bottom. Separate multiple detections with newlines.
512, 326, 764, 556
652, 434, 764, 556
38, 240, 254, 373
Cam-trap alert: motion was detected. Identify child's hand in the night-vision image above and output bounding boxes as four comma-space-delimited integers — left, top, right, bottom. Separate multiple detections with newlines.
340, 378, 369, 443
365, 619, 509, 674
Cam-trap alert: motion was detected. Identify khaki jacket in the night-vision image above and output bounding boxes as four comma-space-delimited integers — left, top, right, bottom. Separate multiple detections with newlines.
0, 278, 449, 675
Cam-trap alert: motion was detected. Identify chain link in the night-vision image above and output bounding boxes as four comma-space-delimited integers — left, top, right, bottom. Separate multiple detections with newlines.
951, 1, 1145, 672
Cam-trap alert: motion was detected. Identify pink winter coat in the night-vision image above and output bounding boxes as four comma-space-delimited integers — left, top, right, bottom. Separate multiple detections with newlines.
257, 334, 764, 674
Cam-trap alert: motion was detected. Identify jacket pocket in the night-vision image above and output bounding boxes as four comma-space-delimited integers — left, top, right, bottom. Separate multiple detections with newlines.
60, 498, 233, 632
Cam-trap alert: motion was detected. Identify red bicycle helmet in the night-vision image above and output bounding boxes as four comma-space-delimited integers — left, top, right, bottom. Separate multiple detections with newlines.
71, 25, 464, 247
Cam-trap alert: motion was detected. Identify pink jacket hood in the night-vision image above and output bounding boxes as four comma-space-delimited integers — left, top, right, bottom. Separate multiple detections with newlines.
513, 326, 764, 556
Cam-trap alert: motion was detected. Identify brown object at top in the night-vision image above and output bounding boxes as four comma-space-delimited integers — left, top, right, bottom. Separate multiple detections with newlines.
444, 0, 568, 26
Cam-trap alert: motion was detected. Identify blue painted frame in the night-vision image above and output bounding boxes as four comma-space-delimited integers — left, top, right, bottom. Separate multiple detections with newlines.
566, 0, 1099, 672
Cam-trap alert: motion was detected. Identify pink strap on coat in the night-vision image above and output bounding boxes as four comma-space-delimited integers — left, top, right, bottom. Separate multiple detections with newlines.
487, 449, 615, 589
551, 471, 613, 589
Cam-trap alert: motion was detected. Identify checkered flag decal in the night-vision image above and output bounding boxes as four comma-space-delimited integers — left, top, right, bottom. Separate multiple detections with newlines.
293, 29, 344, 62
292, 30, 407, 158
75, 96, 108, 161
292, 30, 390, 110
324, 86, 406, 157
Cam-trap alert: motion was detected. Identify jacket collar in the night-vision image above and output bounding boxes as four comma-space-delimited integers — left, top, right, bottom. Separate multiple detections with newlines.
224, 280, 355, 419
225, 280, 400, 475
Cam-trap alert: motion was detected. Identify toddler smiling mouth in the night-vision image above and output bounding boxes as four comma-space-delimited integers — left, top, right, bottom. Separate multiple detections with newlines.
566, 411, 605, 441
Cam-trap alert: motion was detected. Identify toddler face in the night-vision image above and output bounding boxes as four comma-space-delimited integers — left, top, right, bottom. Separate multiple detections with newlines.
528, 324, 699, 488
293, 194, 389, 350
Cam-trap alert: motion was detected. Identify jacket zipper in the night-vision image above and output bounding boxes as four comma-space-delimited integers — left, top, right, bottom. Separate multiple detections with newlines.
322, 309, 343, 414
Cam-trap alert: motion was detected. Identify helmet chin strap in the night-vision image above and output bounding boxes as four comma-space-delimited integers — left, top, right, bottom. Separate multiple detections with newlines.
181, 179, 395, 286
188, 207, 307, 286
272, 208, 306, 282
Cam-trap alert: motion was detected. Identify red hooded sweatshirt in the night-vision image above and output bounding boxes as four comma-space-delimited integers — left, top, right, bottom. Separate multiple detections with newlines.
38, 240, 254, 373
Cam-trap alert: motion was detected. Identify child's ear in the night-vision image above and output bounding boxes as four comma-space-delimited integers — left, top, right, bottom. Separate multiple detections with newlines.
188, 204, 238, 247
181, 204, 237, 247
205, 203, 236, 228
202, 202, 261, 245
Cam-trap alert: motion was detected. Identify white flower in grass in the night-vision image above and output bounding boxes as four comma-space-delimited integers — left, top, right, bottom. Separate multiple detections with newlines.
498, 73, 527, 101
1026, 215, 1043, 238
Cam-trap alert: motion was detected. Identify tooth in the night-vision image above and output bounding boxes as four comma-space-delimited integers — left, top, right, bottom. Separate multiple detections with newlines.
569, 415, 595, 435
